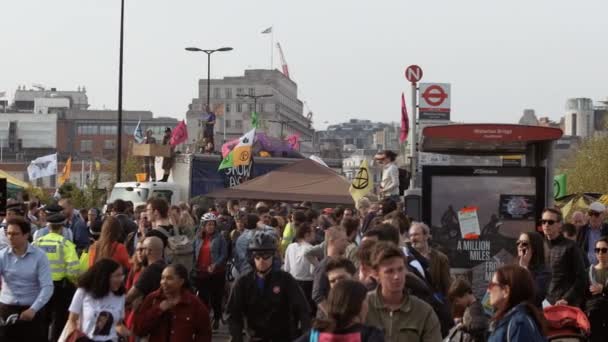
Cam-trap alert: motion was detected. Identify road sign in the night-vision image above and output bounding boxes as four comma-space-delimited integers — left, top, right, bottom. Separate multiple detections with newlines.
419, 83, 451, 120
405, 65, 423, 83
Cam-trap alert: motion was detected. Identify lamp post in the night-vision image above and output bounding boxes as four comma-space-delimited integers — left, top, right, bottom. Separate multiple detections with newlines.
268, 119, 296, 138
185, 46, 233, 146
237, 93, 272, 134
116, 0, 125, 182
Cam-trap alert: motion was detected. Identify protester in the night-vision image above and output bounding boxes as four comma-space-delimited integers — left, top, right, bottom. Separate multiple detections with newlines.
59, 198, 90, 254
578, 202, 608, 265
409, 221, 452, 298
33, 211, 80, 341
124, 240, 146, 342
515, 231, 551, 307
571, 210, 588, 245
542, 208, 587, 307
296, 280, 384, 342
357, 239, 379, 290
365, 241, 442, 342
125, 236, 166, 311
65, 258, 129, 341
342, 217, 361, 266
562, 223, 579, 241
283, 222, 316, 315
486, 264, 546, 342
326, 257, 357, 289
143, 129, 157, 181
126, 208, 151, 256
145, 198, 174, 248
227, 231, 311, 342
446, 278, 488, 342
111, 199, 138, 244
0, 217, 53, 341
375, 150, 400, 201
312, 227, 350, 317
193, 213, 228, 330
88, 216, 131, 271
586, 236, 608, 342
133, 263, 211, 342
357, 197, 377, 239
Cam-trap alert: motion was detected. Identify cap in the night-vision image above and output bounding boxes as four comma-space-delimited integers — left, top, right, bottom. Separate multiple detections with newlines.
44, 203, 64, 215
589, 202, 606, 213
6, 201, 24, 215
47, 212, 67, 225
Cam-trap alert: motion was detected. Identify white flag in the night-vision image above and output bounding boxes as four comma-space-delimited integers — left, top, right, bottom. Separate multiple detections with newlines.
133, 120, 144, 143
27, 153, 58, 180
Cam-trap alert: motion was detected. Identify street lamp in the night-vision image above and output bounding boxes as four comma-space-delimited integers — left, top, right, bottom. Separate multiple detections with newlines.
185, 46, 233, 110
268, 118, 296, 138
116, 0, 125, 182
236, 93, 272, 139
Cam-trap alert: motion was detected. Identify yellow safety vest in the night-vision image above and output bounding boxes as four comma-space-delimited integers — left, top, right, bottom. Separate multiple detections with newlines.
34, 232, 80, 283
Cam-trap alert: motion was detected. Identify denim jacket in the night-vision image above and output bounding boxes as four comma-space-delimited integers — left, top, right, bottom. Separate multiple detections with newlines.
193, 231, 227, 268
488, 303, 546, 342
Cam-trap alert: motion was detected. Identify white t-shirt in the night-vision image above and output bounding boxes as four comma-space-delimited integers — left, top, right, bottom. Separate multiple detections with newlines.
68, 288, 125, 341
283, 241, 315, 281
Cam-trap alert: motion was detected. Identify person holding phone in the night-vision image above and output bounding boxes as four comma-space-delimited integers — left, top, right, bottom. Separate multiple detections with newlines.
516, 231, 551, 308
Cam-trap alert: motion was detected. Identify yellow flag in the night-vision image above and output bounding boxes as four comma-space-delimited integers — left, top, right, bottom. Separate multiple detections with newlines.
59, 157, 72, 185
349, 159, 373, 203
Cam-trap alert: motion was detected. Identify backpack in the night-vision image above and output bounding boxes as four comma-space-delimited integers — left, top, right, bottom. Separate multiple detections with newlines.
157, 225, 193, 257
398, 168, 409, 195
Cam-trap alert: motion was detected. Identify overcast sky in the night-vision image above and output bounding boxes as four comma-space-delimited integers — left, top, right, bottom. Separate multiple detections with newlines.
2, 0, 607, 130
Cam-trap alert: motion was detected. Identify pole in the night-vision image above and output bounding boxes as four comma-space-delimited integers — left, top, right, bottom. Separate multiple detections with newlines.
81, 159, 85, 187
409, 82, 417, 189
0, 137, 3, 162
116, 0, 125, 182
270, 27, 274, 70
206, 53, 211, 109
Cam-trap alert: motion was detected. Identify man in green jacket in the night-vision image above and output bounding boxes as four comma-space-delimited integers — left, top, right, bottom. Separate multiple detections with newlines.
366, 241, 442, 342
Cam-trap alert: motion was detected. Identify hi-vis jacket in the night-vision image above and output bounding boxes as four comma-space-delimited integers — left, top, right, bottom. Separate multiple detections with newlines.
34, 232, 80, 283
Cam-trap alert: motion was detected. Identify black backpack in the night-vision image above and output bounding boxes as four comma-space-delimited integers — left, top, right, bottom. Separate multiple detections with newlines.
398, 168, 410, 194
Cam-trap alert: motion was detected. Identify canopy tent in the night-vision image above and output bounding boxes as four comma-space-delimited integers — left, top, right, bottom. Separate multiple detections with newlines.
555, 193, 603, 221
207, 159, 354, 204
0, 170, 29, 197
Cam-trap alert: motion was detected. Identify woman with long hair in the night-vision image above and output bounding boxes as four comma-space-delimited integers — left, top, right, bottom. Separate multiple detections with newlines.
586, 236, 608, 342
88, 217, 130, 270
124, 241, 146, 342
65, 258, 130, 341
487, 264, 546, 342
515, 231, 551, 307
133, 264, 211, 342
296, 279, 384, 341
193, 213, 227, 331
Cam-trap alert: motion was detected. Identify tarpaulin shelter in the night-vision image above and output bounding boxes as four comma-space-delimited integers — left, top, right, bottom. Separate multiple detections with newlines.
207, 159, 354, 204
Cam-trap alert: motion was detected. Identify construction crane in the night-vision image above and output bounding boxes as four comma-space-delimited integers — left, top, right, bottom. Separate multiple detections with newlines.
276, 42, 290, 79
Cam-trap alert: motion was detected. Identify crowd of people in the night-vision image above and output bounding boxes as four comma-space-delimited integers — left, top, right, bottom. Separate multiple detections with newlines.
0, 192, 607, 341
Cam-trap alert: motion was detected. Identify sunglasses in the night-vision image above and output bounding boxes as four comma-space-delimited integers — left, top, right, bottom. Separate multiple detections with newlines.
253, 253, 273, 260
595, 248, 608, 254
516, 240, 529, 247
488, 281, 503, 290
589, 211, 601, 217
541, 219, 557, 226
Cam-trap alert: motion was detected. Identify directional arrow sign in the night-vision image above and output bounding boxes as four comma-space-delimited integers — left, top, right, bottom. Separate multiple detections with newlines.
419, 83, 451, 120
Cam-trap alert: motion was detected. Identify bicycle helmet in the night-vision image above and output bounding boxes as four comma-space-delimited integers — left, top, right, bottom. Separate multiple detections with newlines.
201, 213, 217, 223
248, 231, 278, 252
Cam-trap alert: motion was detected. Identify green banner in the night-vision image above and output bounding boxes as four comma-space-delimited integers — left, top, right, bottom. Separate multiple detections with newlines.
553, 174, 567, 199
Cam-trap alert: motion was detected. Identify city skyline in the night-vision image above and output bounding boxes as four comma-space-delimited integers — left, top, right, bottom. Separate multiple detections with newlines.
2, 0, 607, 130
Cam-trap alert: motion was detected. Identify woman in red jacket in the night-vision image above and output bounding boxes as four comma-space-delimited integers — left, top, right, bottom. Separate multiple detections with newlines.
133, 263, 211, 342
88, 216, 131, 271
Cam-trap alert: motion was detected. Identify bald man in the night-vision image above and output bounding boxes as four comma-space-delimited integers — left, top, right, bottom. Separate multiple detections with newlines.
570, 211, 587, 246
126, 236, 166, 311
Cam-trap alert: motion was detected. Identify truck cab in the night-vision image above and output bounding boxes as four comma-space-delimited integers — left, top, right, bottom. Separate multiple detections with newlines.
106, 181, 182, 210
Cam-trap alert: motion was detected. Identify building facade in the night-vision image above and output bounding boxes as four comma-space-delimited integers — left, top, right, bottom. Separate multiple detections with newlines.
564, 98, 595, 138
186, 69, 314, 152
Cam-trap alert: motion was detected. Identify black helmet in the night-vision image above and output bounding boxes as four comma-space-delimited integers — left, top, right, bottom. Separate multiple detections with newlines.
248, 231, 277, 252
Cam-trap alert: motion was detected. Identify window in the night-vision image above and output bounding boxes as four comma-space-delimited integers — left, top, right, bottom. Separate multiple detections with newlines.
259, 103, 264, 112
236, 88, 244, 95
213, 88, 221, 99
248, 88, 255, 96
235, 120, 243, 129
80, 140, 93, 152
104, 140, 115, 149
151, 190, 173, 203
225, 88, 232, 99
78, 125, 97, 135
226, 120, 231, 128
99, 125, 117, 135
236, 103, 242, 112
247, 103, 254, 112
225, 104, 231, 113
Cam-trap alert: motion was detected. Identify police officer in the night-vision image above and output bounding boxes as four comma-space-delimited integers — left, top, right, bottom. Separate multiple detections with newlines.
227, 231, 311, 342
32, 204, 74, 242
33, 211, 80, 342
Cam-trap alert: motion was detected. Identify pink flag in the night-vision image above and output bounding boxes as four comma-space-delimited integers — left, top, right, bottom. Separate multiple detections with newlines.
286, 134, 300, 150
170, 120, 188, 147
400, 92, 409, 143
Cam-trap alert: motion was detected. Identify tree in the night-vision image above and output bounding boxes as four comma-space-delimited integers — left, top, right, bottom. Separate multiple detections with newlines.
58, 179, 106, 209
560, 136, 608, 194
